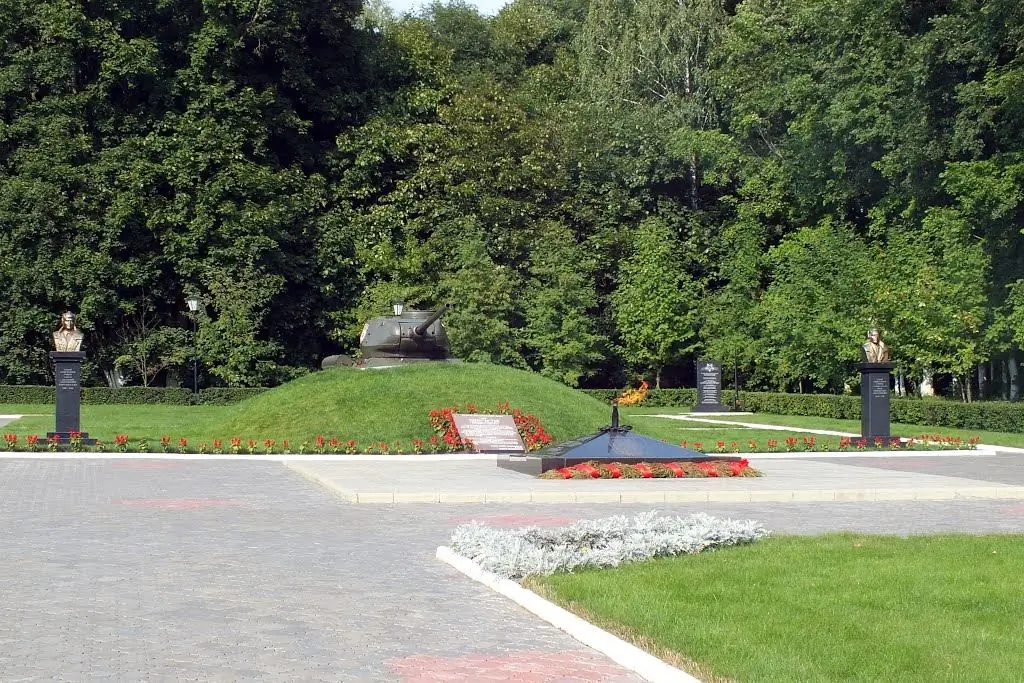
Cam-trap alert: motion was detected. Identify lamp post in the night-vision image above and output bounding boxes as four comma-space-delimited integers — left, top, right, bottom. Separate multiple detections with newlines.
185, 295, 200, 395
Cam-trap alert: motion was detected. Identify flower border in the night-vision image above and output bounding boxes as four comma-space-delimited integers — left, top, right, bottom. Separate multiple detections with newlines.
539, 459, 761, 479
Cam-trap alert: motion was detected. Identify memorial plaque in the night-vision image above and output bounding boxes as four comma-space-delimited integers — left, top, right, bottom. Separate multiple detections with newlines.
57, 366, 78, 392
870, 374, 889, 398
452, 414, 526, 453
693, 359, 729, 412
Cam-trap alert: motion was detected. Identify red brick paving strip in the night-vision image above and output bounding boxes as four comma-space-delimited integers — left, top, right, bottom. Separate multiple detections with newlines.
447, 515, 578, 527
387, 650, 643, 682
115, 499, 243, 509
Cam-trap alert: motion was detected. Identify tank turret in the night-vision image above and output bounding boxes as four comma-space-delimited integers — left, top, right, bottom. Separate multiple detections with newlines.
357, 303, 453, 368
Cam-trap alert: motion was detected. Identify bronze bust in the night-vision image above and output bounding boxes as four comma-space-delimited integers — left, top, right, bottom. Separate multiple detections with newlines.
860, 328, 889, 364
52, 312, 85, 352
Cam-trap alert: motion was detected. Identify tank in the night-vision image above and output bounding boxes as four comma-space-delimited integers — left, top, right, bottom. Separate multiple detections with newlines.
356, 303, 453, 368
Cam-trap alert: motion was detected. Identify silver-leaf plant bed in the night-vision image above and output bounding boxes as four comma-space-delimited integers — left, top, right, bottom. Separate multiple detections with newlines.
449, 511, 770, 580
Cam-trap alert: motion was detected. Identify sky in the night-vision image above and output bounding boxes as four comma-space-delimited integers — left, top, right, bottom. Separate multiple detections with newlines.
385, 0, 510, 16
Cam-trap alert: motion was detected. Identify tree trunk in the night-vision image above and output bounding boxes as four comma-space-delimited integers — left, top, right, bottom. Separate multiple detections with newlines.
977, 363, 986, 401
684, 58, 699, 210
103, 368, 125, 389
655, 367, 662, 390
1009, 352, 1020, 401
920, 366, 935, 397
1001, 356, 1009, 400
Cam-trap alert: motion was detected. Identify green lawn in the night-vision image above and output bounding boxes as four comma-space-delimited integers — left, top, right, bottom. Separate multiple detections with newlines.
0, 402, 806, 450
532, 534, 1024, 683
1, 404, 233, 444
689, 411, 1024, 449
2, 384, 1019, 451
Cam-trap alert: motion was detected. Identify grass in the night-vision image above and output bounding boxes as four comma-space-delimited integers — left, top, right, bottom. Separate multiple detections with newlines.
2, 364, 612, 445
1, 374, 1018, 449
2, 404, 233, 444
531, 534, 1024, 683
210, 363, 612, 443
688, 411, 1024, 449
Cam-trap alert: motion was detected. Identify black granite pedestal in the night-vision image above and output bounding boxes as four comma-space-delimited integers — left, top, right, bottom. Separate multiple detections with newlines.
47, 351, 95, 445
859, 362, 893, 441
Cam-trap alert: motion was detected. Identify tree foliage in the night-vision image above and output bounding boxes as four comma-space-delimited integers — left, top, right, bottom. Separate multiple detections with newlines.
1, 0, 1022, 400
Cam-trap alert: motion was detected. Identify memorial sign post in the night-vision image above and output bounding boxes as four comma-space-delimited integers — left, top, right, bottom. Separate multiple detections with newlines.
693, 360, 730, 412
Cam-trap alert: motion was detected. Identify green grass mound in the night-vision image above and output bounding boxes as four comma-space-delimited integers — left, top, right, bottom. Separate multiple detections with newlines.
212, 362, 612, 443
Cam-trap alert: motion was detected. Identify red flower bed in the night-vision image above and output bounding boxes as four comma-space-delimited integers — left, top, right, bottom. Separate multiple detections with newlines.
539, 459, 761, 480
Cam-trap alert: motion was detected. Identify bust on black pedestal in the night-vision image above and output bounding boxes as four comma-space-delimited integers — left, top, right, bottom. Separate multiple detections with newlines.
859, 327, 893, 441
48, 312, 96, 445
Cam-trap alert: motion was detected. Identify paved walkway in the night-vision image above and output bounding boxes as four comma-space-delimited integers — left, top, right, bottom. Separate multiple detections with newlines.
288, 454, 1024, 503
1, 455, 1023, 681
0, 460, 646, 682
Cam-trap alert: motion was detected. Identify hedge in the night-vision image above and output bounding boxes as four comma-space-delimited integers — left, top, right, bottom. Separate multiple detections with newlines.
0, 385, 268, 405
3, 383, 1021, 433
583, 388, 698, 406
197, 388, 269, 405
582, 389, 1024, 433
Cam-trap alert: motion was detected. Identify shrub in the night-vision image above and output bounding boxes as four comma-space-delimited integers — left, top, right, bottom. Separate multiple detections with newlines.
0, 385, 267, 405
197, 388, 268, 405
582, 389, 1024, 433
448, 511, 770, 580
582, 388, 698, 406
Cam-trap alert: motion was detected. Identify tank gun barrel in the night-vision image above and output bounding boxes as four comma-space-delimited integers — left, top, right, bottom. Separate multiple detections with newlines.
413, 304, 448, 337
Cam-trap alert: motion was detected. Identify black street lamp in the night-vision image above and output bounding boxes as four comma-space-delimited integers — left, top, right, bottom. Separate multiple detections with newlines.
185, 295, 200, 394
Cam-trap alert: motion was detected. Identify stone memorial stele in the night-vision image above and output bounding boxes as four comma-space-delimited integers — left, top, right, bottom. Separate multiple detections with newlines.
859, 328, 893, 440
48, 312, 95, 445
693, 359, 730, 412
451, 413, 525, 453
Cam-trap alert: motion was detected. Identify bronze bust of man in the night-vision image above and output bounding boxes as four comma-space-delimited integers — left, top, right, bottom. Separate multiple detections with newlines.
52, 311, 85, 352
860, 327, 889, 364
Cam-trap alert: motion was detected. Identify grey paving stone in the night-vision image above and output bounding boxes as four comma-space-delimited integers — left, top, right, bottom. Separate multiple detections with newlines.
1, 459, 1021, 681
810, 452, 1024, 486
0, 460, 647, 682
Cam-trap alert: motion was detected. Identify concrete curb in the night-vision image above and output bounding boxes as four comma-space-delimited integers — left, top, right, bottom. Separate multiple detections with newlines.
435, 546, 700, 683
0, 448, 995, 460
746, 448, 995, 458
289, 486, 1024, 504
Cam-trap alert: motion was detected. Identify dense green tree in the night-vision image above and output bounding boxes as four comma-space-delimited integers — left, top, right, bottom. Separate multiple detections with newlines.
0, 0, 1021, 398
612, 219, 701, 388
522, 222, 607, 386
0, 0, 369, 385
754, 220, 875, 391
